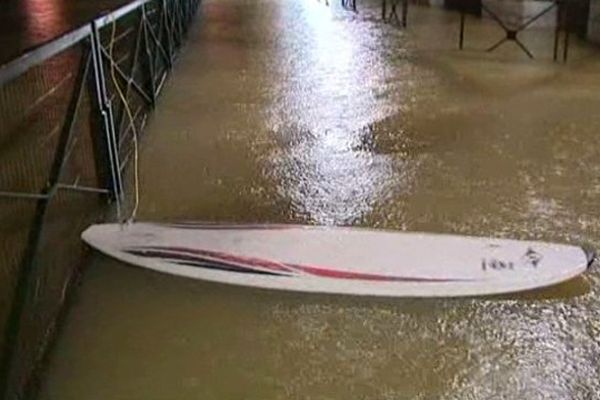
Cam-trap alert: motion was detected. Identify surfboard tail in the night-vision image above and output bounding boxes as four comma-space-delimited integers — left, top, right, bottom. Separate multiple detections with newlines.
582, 246, 597, 269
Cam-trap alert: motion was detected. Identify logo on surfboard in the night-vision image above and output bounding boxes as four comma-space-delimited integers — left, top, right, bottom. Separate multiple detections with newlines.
523, 247, 542, 268
482, 248, 543, 271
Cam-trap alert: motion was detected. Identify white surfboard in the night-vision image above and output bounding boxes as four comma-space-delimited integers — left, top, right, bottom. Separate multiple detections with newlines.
81, 222, 594, 297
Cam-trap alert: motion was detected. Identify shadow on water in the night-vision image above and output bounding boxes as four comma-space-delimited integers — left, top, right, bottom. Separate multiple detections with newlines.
490, 276, 591, 301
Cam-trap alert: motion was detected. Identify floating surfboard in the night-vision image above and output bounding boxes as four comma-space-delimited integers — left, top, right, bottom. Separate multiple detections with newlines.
81, 222, 594, 297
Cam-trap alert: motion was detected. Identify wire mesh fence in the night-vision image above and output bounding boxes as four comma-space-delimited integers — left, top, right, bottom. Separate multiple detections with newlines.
0, 0, 200, 398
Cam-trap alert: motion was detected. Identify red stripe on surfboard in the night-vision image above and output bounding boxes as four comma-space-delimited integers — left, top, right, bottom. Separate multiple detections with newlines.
288, 264, 457, 282
142, 246, 294, 272
135, 246, 467, 282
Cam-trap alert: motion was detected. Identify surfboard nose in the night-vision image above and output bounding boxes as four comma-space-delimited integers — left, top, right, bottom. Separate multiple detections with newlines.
81, 223, 119, 246
80, 224, 98, 245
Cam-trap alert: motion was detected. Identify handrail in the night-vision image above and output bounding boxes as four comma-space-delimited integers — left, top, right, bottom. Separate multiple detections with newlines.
0, 25, 92, 86
0, 0, 158, 87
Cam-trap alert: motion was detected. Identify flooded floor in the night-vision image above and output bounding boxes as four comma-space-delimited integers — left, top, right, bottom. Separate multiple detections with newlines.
40, 0, 600, 399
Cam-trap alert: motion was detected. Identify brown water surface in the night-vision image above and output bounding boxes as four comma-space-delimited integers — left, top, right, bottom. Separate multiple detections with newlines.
40, 1, 600, 399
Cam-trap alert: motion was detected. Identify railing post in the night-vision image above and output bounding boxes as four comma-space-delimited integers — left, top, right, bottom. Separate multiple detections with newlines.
162, 0, 175, 62
142, 4, 158, 105
459, 10, 465, 50
89, 20, 124, 208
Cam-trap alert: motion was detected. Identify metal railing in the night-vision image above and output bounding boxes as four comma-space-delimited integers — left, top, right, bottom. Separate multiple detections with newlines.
458, 0, 570, 61
0, 0, 200, 398
336, 0, 596, 62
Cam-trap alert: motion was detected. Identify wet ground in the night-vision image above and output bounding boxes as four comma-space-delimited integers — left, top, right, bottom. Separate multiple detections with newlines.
40, 0, 600, 399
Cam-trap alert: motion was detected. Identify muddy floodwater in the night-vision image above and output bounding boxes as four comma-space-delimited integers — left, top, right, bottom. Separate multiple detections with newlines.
40, 0, 600, 399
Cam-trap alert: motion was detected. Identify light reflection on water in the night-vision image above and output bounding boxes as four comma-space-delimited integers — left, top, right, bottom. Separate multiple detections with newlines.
22, 0, 68, 46
265, 0, 419, 224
